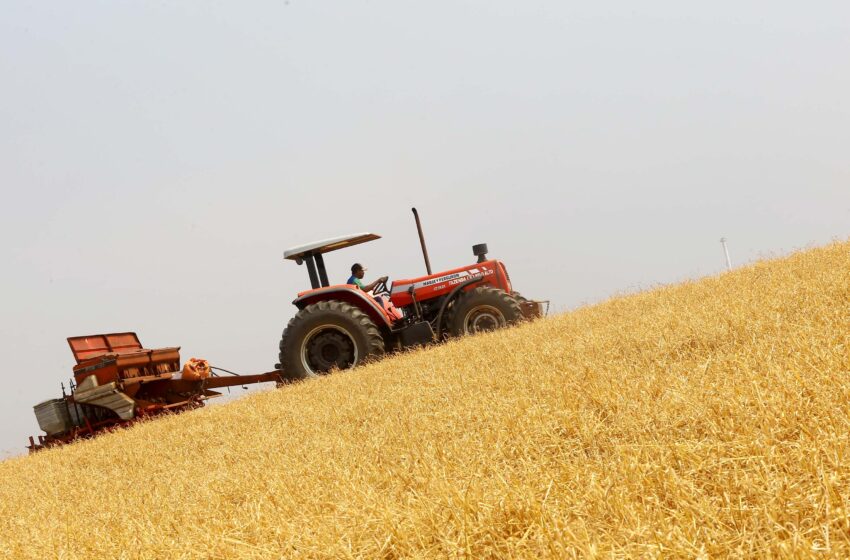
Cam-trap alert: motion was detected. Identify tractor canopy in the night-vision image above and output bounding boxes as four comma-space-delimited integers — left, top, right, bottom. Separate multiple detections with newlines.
284, 233, 380, 261
284, 232, 381, 290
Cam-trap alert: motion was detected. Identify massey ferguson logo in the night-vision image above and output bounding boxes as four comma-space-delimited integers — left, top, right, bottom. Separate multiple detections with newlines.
422, 273, 461, 287
393, 267, 496, 294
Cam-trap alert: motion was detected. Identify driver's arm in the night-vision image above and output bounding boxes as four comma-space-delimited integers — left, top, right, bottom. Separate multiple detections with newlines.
362, 276, 388, 293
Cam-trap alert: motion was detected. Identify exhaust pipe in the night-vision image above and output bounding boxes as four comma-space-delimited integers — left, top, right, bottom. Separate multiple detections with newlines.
412, 208, 432, 275
472, 243, 489, 263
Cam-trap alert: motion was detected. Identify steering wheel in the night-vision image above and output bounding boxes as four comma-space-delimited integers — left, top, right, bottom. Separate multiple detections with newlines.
372, 277, 391, 296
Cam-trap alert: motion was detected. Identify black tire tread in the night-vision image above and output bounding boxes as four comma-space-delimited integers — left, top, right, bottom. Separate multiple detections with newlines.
279, 300, 384, 379
446, 286, 523, 337
511, 291, 530, 305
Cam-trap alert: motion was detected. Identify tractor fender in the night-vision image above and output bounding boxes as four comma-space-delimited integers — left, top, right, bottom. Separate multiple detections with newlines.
292, 286, 394, 329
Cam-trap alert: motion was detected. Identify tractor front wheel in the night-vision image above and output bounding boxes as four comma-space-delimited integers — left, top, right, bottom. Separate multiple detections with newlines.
511, 291, 529, 305
279, 300, 385, 380
447, 287, 522, 337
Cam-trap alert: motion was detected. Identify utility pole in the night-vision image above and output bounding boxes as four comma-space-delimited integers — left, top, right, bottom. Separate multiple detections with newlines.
720, 237, 732, 272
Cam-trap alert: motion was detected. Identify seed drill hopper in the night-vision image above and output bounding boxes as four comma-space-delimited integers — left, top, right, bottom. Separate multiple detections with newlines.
28, 332, 283, 451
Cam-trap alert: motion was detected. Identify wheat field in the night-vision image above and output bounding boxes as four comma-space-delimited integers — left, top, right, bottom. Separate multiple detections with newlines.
0, 240, 848, 559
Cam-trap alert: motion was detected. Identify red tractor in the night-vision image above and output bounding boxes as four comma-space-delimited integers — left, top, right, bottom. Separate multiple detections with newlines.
277, 209, 545, 379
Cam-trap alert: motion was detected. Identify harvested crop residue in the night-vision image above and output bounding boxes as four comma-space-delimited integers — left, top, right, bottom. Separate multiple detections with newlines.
1, 240, 848, 558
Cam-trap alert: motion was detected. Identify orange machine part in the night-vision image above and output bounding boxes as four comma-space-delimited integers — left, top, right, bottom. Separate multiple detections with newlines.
389, 260, 511, 309
72, 348, 181, 386
68, 332, 142, 364
69, 332, 181, 386
294, 284, 402, 326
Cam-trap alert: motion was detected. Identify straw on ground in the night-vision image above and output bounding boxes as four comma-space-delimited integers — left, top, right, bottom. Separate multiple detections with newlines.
1, 240, 848, 559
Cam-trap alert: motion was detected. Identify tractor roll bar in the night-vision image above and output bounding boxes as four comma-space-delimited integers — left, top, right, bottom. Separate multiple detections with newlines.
304, 255, 320, 289
314, 253, 330, 287
302, 252, 331, 290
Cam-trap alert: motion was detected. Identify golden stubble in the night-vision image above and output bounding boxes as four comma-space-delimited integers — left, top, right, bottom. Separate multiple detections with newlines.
1, 240, 848, 559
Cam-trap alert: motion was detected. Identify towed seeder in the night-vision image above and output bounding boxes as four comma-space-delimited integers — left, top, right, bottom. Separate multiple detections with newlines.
28, 332, 283, 452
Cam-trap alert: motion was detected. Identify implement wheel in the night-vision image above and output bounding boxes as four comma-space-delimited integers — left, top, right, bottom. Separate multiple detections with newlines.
447, 287, 522, 337
279, 300, 384, 379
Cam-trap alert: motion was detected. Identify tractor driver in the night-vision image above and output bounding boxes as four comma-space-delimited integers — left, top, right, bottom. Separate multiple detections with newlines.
347, 263, 389, 305
347, 263, 387, 293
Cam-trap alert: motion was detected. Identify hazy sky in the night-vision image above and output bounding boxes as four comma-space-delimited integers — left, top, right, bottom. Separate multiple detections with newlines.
1, 1, 848, 456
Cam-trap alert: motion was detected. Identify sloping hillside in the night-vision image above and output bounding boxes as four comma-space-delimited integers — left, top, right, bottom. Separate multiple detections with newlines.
1, 240, 848, 559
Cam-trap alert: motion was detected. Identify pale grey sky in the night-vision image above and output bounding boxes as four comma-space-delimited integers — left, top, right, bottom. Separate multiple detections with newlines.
1, 1, 848, 456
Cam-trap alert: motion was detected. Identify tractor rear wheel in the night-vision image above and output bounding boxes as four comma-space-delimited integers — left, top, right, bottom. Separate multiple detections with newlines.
279, 300, 385, 380
447, 287, 522, 337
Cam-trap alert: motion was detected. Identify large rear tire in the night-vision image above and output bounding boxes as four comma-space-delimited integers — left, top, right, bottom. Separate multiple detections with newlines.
279, 300, 385, 380
447, 287, 522, 337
